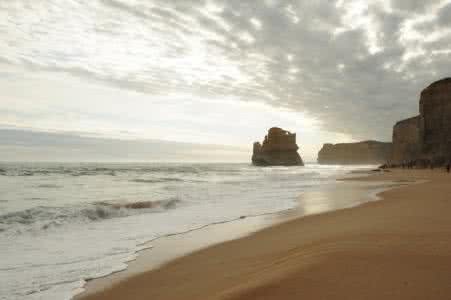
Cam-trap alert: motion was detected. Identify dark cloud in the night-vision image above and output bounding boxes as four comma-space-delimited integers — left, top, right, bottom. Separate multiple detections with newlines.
437, 3, 451, 26
390, 0, 441, 13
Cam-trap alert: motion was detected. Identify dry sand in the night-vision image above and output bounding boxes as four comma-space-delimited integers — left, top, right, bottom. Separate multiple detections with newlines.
80, 169, 451, 300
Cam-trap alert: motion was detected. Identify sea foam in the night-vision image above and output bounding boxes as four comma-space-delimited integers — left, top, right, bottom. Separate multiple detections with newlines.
0, 163, 373, 300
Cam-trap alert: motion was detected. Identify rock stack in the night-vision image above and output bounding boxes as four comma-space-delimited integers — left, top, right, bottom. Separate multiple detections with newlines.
252, 127, 304, 166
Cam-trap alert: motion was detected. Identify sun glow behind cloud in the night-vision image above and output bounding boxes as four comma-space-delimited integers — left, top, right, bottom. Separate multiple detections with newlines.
0, 64, 352, 161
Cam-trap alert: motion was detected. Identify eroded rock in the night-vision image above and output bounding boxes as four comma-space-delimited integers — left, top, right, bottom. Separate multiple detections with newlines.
419, 78, 451, 164
317, 141, 392, 165
390, 78, 451, 167
392, 116, 421, 164
252, 127, 304, 166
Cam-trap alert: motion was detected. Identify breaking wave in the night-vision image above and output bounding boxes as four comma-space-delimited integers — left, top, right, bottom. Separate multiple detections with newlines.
0, 198, 181, 233
97, 198, 181, 210
131, 178, 184, 183
0, 163, 266, 179
36, 184, 63, 189
0, 164, 209, 177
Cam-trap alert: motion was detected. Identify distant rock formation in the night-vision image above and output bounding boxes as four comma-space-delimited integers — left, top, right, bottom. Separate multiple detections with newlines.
391, 78, 451, 167
392, 116, 421, 164
252, 127, 304, 166
317, 141, 392, 165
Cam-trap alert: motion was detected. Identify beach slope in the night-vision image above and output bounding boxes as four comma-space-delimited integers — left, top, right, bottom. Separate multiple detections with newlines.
81, 170, 451, 300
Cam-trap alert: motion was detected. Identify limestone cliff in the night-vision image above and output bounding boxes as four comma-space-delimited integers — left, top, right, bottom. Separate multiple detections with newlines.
252, 127, 304, 166
317, 141, 392, 165
392, 116, 421, 164
419, 78, 451, 165
390, 78, 451, 166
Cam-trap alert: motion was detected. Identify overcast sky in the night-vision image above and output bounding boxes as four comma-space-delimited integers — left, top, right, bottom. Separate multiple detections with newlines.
1, 0, 451, 162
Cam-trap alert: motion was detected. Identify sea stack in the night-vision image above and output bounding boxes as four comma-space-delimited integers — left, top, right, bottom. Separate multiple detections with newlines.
317, 141, 392, 165
252, 127, 304, 166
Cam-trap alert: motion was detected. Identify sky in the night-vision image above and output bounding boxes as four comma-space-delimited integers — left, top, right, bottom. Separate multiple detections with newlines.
1, 0, 451, 162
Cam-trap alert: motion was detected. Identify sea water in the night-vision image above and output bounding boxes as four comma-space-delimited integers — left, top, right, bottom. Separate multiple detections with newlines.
0, 163, 375, 300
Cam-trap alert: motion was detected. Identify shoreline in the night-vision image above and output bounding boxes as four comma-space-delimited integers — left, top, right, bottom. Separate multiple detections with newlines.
78, 169, 451, 299
76, 170, 405, 299
76, 212, 280, 297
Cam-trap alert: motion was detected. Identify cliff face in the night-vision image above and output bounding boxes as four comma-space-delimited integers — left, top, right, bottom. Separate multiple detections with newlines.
419, 78, 451, 164
390, 78, 451, 166
317, 141, 392, 165
392, 116, 421, 164
252, 127, 304, 166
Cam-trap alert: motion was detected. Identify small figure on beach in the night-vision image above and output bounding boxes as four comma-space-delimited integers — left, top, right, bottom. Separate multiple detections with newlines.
447, 163, 450, 173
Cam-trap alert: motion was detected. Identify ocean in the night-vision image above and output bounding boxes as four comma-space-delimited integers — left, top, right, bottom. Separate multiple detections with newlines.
0, 163, 375, 300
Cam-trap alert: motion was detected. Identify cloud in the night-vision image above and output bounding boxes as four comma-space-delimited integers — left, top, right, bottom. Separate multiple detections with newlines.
1, 66, 352, 161
0, 0, 451, 145
437, 2, 451, 26
390, 0, 441, 13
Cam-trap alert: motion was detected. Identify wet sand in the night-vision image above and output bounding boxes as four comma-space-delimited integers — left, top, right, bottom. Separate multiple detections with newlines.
79, 169, 451, 300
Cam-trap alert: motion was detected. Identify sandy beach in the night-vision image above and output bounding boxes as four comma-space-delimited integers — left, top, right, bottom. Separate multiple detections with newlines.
79, 169, 451, 300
